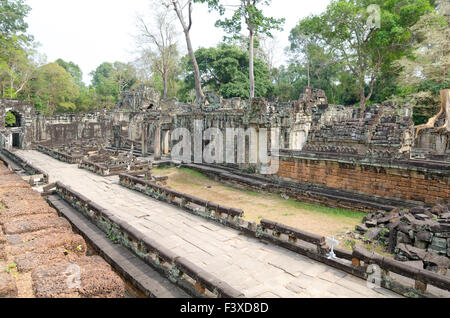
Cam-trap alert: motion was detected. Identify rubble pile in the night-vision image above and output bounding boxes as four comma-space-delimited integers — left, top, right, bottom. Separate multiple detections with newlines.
355, 203, 450, 274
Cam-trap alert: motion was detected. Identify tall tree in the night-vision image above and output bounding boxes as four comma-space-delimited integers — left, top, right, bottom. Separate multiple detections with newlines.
182, 44, 273, 99
0, 0, 36, 98
90, 62, 137, 109
29, 62, 79, 115
165, 0, 204, 103
137, 7, 179, 99
292, 0, 432, 113
395, 0, 450, 124
198, 0, 284, 99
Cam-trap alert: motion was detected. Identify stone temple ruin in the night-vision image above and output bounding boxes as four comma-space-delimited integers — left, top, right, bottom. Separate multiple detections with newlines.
0, 86, 449, 298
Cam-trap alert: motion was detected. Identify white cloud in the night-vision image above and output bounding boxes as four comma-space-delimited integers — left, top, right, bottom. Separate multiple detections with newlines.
26, 0, 329, 85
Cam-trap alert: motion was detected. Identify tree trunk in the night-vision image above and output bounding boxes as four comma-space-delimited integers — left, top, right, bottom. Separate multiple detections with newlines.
184, 30, 204, 103
359, 82, 366, 116
249, 29, 255, 99
163, 72, 168, 99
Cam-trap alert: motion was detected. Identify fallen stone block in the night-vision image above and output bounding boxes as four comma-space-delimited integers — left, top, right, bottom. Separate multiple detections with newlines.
415, 214, 431, 221
355, 224, 368, 233
416, 231, 432, 242
431, 237, 448, 249
3, 217, 71, 235
31, 256, 125, 298
0, 272, 18, 298
397, 231, 412, 244
365, 228, 382, 241
396, 243, 427, 260
423, 252, 450, 270
409, 207, 425, 215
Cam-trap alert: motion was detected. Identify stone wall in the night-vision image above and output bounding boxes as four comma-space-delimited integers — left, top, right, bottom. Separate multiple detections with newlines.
275, 152, 450, 205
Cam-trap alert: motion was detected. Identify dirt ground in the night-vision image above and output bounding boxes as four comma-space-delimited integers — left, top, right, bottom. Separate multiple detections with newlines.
152, 167, 366, 239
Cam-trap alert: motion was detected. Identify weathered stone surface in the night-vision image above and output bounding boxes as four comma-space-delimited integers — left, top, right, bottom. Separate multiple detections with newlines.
410, 207, 426, 215
431, 237, 448, 249
9, 233, 86, 256
0, 273, 18, 298
31, 256, 125, 298
415, 214, 431, 221
397, 231, 412, 244
396, 243, 427, 260
414, 240, 428, 250
14, 246, 84, 273
416, 231, 432, 242
365, 228, 382, 241
2, 217, 71, 235
355, 224, 368, 233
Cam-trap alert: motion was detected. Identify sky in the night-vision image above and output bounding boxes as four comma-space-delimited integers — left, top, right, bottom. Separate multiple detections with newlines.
25, 0, 330, 85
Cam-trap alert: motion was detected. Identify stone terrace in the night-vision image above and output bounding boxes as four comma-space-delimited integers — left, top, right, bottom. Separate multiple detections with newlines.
15, 149, 401, 298
0, 161, 125, 298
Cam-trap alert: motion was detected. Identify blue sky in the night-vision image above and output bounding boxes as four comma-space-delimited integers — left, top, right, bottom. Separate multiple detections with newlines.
26, 0, 330, 85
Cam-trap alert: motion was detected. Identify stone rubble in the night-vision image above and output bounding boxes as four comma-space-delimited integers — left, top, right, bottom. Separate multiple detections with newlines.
355, 203, 450, 274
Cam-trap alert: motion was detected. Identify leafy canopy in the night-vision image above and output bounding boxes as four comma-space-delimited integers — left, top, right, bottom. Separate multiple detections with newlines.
181, 44, 273, 99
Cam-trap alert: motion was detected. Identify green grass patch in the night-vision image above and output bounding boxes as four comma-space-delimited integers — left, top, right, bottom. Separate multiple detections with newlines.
0, 202, 5, 210
157, 166, 365, 222
282, 198, 365, 220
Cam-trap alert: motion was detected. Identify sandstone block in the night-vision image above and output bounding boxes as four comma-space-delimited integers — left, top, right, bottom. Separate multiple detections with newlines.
0, 273, 18, 298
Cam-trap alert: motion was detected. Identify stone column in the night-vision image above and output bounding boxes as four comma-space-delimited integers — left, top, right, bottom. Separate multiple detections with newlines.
154, 124, 161, 160
142, 123, 148, 156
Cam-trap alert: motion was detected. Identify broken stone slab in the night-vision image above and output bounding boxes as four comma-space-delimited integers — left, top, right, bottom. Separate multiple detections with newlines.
416, 231, 432, 242
415, 214, 431, 221
423, 252, 450, 270
397, 231, 412, 245
431, 237, 448, 249
409, 206, 426, 215
365, 228, 382, 241
397, 223, 413, 234
377, 214, 396, 224
355, 224, 368, 233
396, 243, 427, 260
0, 272, 18, 298
365, 220, 377, 228
414, 240, 428, 250
31, 256, 125, 298
428, 245, 447, 255
2, 217, 71, 235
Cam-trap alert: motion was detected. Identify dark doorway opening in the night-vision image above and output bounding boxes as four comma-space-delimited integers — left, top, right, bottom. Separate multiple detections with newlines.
12, 133, 20, 148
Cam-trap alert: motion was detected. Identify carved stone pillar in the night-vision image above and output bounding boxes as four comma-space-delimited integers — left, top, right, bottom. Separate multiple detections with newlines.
154, 124, 161, 160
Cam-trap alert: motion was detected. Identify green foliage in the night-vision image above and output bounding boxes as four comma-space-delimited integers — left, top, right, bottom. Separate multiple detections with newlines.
28, 63, 79, 115
181, 44, 273, 99
56, 58, 84, 88
394, 0, 450, 123
90, 62, 137, 109
5, 111, 16, 126
289, 0, 433, 108
0, 0, 32, 40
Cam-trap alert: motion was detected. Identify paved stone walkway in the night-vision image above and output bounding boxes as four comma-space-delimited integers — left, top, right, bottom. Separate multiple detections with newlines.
17, 150, 401, 298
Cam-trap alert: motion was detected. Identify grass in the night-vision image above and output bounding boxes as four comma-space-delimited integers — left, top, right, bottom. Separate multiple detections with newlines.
0, 202, 6, 210
153, 167, 365, 233
282, 199, 365, 220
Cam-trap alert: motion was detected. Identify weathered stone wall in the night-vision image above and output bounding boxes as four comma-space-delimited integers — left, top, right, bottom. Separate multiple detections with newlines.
1, 98, 113, 148
275, 152, 450, 205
